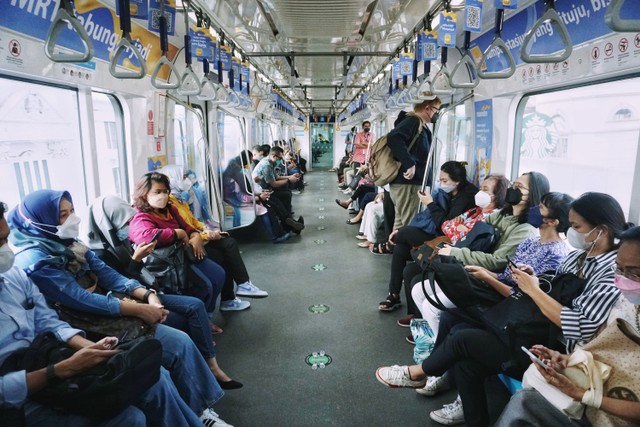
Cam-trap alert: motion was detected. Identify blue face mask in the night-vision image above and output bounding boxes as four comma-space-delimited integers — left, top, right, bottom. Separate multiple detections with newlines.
116, 226, 129, 242
180, 191, 191, 202
275, 159, 284, 166
527, 205, 544, 228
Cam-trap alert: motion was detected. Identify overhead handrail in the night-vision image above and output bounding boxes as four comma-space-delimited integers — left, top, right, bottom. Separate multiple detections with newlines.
110, 0, 146, 78
605, 0, 640, 32
450, 31, 479, 89
478, 8, 516, 79
212, 36, 229, 105
151, 2, 180, 89
177, 4, 201, 96
431, 47, 455, 96
45, 0, 94, 63
197, 59, 218, 100
521, 0, 572, 63
416, 60, 433, 99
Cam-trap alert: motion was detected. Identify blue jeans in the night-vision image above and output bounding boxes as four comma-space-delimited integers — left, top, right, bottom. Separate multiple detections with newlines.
189, 259, 225, 314
24, 369, 203, 427
154, 324, 224, 414
162, 293, 216, 359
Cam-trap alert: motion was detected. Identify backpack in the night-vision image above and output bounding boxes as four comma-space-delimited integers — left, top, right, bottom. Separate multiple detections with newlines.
0, 333, 162, 420
368, 118, 423, 186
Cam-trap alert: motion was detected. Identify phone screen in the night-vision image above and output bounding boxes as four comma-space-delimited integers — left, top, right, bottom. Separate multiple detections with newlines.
521, 346, 548, 369
150, 230, 162, 243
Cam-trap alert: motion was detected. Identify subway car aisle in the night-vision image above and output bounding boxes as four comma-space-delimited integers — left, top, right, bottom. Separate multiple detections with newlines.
212, 171, 465, 426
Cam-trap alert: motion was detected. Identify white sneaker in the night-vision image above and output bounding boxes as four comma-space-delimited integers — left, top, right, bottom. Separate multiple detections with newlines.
200, 408, 233, 427
375, 365, 426, 388
236, 281, 269, 298
429, 396, 465, 425
416, 375, 450, 396
219, 298, 251, 311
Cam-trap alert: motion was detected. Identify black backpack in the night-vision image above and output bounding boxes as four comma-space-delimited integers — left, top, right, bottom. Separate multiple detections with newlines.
0, 333, 162, 420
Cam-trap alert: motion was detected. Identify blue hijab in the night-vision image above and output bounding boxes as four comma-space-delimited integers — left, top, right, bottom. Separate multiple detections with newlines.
8, 189, 75, 251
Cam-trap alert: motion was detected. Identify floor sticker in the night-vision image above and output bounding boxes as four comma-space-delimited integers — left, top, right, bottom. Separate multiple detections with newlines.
305, 351, 332, 369
308, 304, 330, 314
312, 264, 327, 271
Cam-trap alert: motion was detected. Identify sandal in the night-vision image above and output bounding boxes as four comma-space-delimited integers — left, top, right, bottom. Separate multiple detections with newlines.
369, 242, 393, 255
378, 293, 401, 311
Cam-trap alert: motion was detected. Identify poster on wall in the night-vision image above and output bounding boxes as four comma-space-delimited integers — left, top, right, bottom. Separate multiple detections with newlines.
474, 99, 493, 184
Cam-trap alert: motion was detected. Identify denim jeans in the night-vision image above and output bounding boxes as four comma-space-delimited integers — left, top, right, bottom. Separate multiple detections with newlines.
189, 258, 225, 314
161, 293, 216, 359
23, 369, 204, 427
154, 324, 224, 414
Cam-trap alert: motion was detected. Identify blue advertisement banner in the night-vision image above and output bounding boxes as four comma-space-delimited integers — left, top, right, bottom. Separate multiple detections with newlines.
417, 31, 438, 61
147, 0, 176, 36
474, 99, 493, 184
190, 27, 210, 59
464, 0, 484, 33
470, 1, 640, 73
438, 11, 457, 47
241, 63, 250, 94
115, 0, 148, 19
219, 45, 232, 70
231, 58, 240, 90
392, 58, 401, 80
0, 0, 178, 76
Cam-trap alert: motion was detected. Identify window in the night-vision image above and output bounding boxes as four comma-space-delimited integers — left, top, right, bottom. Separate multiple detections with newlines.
0, 78, 86, 211
92, 92, 127, 200
433, 102, 472, 184
515, 78, 640, 217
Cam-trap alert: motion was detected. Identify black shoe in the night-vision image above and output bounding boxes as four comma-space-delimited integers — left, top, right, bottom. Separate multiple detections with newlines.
297, 216, 304, 225
219, 379, 243, 390
285, 217, 305, 233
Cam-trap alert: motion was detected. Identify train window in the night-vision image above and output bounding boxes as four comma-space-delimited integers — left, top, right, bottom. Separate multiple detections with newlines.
0, 78, 86, 211
91, 92, 128, 200
433, 103, 471, 181
170, 102, 209, 189
218, 111, 256, 229
515, 78, 640, 217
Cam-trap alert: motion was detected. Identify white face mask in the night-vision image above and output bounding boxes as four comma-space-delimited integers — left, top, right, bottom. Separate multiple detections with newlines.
0, 244, 15, 273
56, 213, 81, 239
567, 227, 600, 251
439, 182, 457, 194
475, 191, 492, 209
181, 178, 193, 192
148, 193, 169, 209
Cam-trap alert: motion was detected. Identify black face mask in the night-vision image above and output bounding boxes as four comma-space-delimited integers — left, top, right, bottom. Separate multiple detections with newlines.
363, 128, 371, 132
430, 110, 440, 124
505, 187, 523, 205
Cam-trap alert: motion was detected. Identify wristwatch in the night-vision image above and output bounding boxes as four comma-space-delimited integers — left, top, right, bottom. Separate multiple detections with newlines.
46, 364, 61, 384
143, 288, 157, 303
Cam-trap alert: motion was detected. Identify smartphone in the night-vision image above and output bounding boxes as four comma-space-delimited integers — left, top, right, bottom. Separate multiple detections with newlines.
435, 242, 447, 249
219, 231, 230, 237
149, 230, 162, 243
521, 346, 549, 369
506, 255, 518, 270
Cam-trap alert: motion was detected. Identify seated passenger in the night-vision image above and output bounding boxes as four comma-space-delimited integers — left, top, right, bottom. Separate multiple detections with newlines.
87, 194, 244, 389
375, 192, 627, 427
7, 191, 232, 425
495, 225, 640, 427
356, 186, 388, 248
252, 145, 300, 218
128, 172, 226, 316
222, 151, 254, 227
160, 165, 268, 307
411, 192, 573, 344
377, 161, 479, 311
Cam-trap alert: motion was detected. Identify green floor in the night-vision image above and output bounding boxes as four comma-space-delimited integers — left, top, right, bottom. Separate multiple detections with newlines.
213, 171, 505, 426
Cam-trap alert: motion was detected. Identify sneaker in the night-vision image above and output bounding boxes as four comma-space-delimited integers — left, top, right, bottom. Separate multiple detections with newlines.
375, 365, 426, 388
285, 217, 305, 232
406, 334, 415, 345
397, 314, 414, 327
200, 408, 233, 427
291, 190, 301, 195
219, 298, 250, 311
236, 281, 269, 298
429, 396, 465, 425
416, 375, 451, 396
356, 234, 368, 240
273, 232, 291, 243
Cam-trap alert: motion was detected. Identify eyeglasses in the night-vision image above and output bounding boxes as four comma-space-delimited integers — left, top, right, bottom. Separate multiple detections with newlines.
612, 266, 640, 282
512, 182, 529, 191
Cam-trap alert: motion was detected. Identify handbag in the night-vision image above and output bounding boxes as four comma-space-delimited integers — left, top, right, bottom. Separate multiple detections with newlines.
0, 332, 162, 420
454, 221, 501, 252
54, 298, 156, 342
583, 318, 640, 427
144, 243, 189, 294
410, 236, 452, 269
482, 272, 587, 374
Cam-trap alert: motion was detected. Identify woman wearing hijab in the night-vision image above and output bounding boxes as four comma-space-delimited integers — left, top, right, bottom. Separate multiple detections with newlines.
7, 190, 232, 425
87, 194, 242, 389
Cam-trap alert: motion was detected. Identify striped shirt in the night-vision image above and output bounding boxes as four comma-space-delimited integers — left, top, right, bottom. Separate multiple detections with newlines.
559, 249, 620, 352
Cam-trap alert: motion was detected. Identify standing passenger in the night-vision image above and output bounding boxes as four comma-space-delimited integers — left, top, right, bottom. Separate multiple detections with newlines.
387, 93, 441, 229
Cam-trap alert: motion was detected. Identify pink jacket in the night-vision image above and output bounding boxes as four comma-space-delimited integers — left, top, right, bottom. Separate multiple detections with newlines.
128, 204, 197, 247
